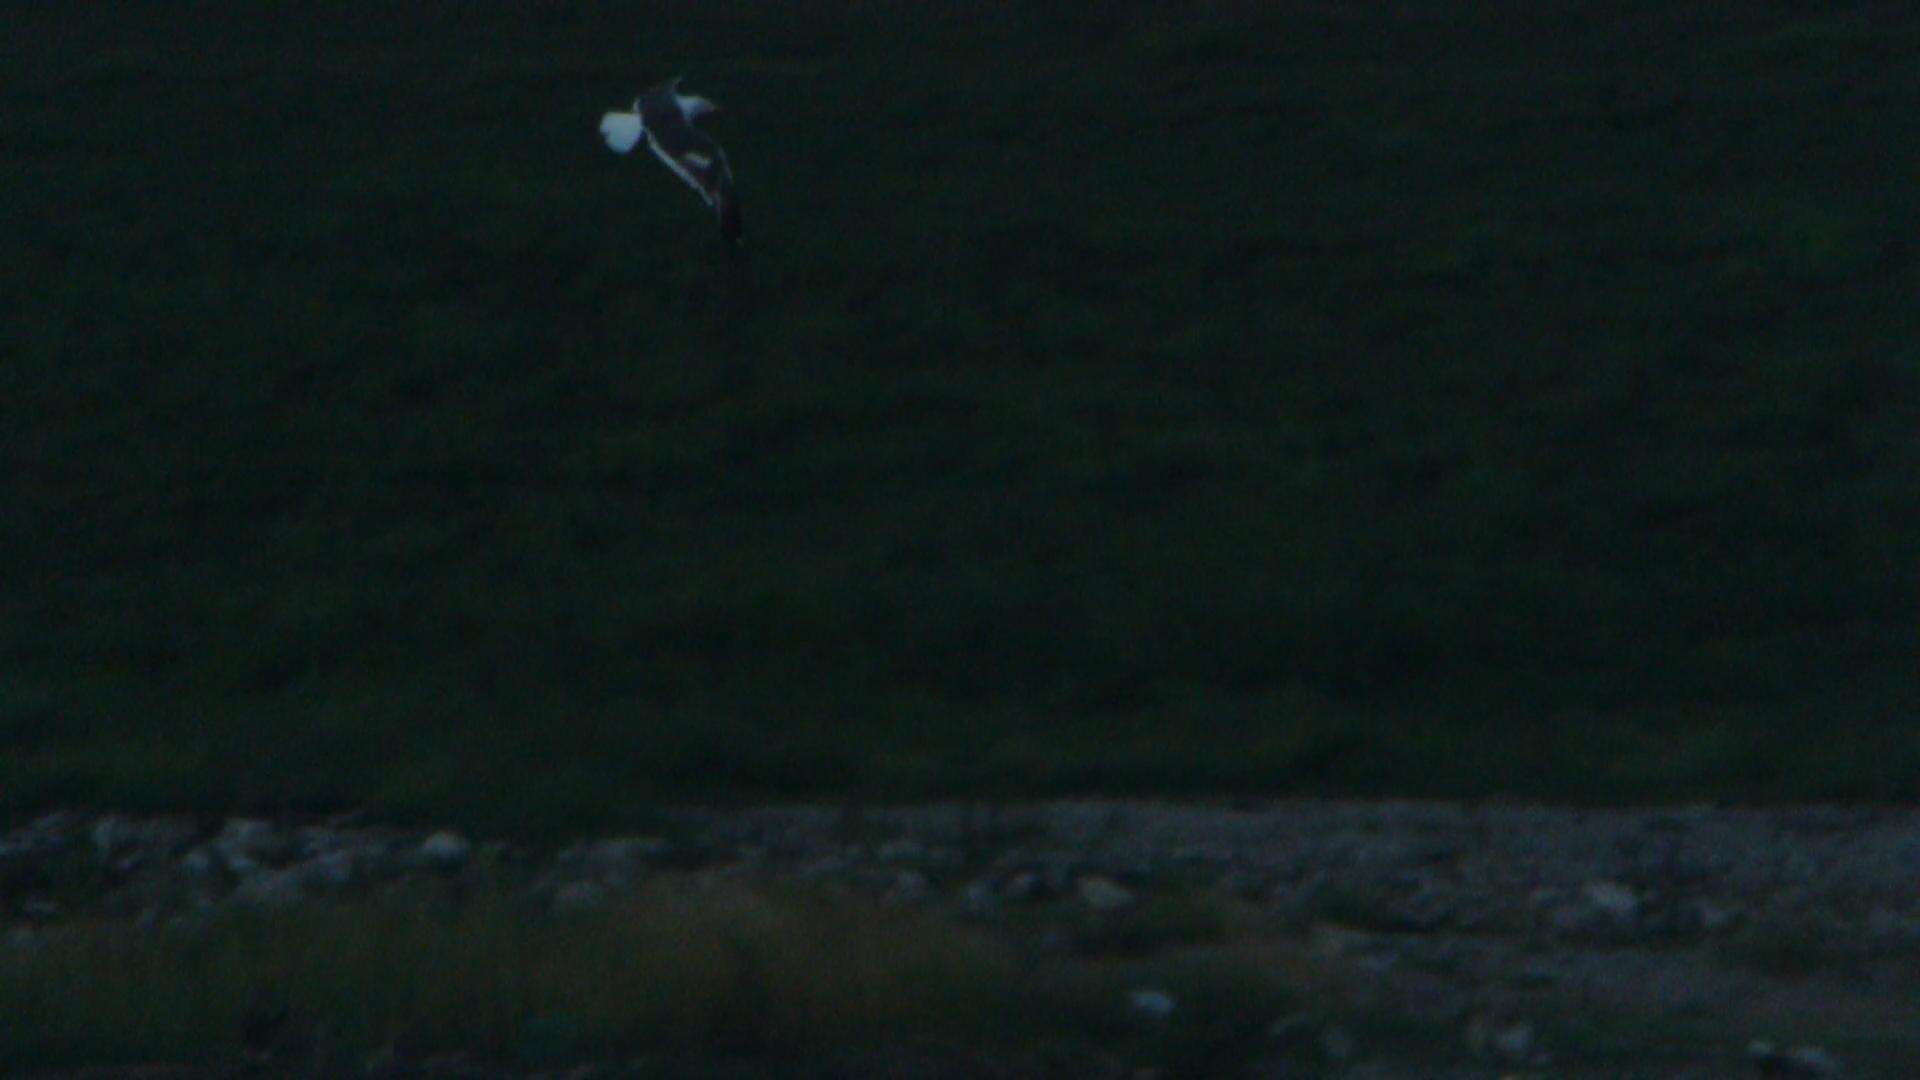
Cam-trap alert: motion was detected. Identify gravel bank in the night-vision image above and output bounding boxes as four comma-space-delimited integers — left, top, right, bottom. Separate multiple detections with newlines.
7, 800, 1918, 1077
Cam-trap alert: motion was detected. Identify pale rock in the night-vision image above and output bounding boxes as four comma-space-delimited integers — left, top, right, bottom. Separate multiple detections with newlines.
1310, 922, 1377, 959
1127, 988, 1176, 1020
796, 854, 849, 881
1077, 874, 1136, 912
958, 878, 1000, 918
1785, 1045, 1842, 1077
27, 811, 81, 846
1466, 1011, 1522, 1059
1001, 871, 1045, 902
301, 850, 359, 890
179, 845, 224, 884
415, 831, 473, 871
1748, 1040, 1843, 1077
552, 880, 609, 913
1685, 897, 1740, 934
885, 870, 930, 905
295, 826, 352, 860
559, 837, 670, 889
90, 815, 132, 859
231, 867, 308, 910
1039, 858, 1077, 895
1582, 880, 1640, 922
216, 819, 291, 868
1266, 1013, 1313, 1044
91, 816, 195, 863
1490, 1019, 1536, 1063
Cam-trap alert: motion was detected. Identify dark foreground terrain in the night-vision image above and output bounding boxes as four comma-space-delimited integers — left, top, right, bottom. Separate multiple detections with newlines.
6, 3, 1920, 826
7, 801, 1918, 1076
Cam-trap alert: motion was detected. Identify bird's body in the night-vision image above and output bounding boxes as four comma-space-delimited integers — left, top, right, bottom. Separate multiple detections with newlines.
601, 79, 741, 244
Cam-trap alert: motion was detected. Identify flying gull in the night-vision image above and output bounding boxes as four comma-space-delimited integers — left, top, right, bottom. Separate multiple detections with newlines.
601, 78, 742, 245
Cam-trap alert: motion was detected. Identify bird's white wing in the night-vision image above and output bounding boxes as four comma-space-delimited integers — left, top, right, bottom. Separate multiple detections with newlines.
599, 111, 644, 153
648, 138, 740, 242
674, 93, 717, 122
646, 141, 716, 207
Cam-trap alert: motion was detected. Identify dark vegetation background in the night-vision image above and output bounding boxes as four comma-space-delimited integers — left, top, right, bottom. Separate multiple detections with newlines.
4, 2, 1918, 834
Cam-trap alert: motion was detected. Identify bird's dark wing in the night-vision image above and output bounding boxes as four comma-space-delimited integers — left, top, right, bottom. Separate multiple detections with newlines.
647, 131, 740, 242
708, 145, 741, 244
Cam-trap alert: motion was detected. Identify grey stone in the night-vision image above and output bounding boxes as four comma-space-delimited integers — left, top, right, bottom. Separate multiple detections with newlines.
1266, 1013, 1313, 1044
1038, 857, 1079, 895
216, 819, 292, 867
231, 867, 308, 910
300, 850, 360, 890
796, 854, 850, 881
363, 1043, 404, 1077
0, 835, 60, 891
1490, 1019, 1535, 1063
221, 852, 263, 878
91, 815, 195, 863
1127, 988, 1176, 1020
1514, 960, 1559, 986
958, 878, 1000, 919
552, 880, 610, 913
0, 843, 35, 889
415, 831, 474, 871
90, 815, 131, 858
1783, 1046, 1844, 1078
295, 826, 352, 860
1001, 870, 1045, 902
1076, 874, 1136, 912
1582, 880, 1640, 922
1684, 897, 1741, 934
1542, 880, 1646, 938
1748, 1041, 1843, 1077
1212, 870, 1266, 900
180, 845, 224, 884
876, 839, 924, 863
885, 870, 930, 905
1310, 923, 1377, 959
11, 812, 79, 855
1320, 1024, 1355, 1062
1391, 880, 1460, 930
559, 838, 671, 889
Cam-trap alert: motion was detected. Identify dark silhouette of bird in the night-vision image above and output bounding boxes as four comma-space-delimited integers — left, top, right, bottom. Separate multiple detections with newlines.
602, 78, 742, 246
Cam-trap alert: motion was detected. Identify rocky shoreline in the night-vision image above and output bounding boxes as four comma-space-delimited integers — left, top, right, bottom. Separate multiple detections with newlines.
7, 800, 1918, 1076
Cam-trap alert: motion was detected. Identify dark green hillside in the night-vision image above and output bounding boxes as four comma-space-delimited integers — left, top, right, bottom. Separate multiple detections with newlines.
5, 2, 1918, 831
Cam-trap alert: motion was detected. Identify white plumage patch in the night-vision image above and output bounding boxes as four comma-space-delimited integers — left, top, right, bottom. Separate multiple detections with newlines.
674, 93, 716, 121
599, 111, 643, 153
647, 143, 717, 207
